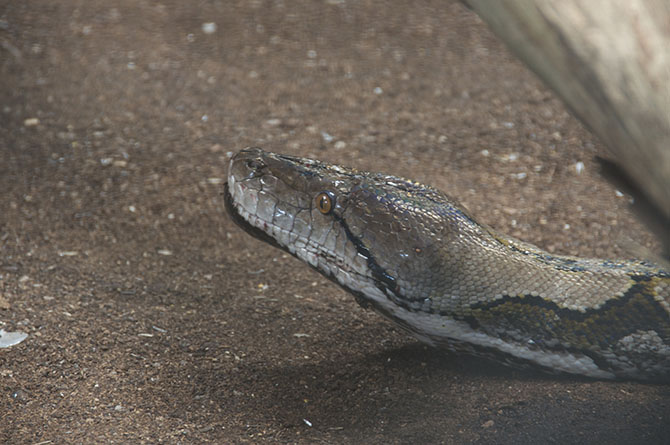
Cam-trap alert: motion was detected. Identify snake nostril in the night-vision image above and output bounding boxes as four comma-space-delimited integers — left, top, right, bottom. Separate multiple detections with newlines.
246, 159, 266, 171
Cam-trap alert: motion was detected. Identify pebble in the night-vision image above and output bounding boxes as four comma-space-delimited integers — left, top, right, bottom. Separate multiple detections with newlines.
201, 22, 217, 34
0, 329, 28, 348
23, 118, 39, 127
321, 131, 334, 143
574, 161, 585, 174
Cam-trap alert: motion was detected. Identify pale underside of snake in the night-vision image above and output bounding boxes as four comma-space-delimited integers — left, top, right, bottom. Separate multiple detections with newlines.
225, 147, 670, 381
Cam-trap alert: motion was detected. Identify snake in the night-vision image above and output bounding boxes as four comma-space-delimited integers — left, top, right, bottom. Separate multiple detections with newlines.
224, 147, 670, 381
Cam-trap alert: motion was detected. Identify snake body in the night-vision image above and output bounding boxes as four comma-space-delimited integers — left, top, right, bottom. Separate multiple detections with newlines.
225, 147, 670, 380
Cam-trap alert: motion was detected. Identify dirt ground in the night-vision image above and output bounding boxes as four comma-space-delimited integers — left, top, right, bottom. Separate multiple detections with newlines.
1, 1, 669, 443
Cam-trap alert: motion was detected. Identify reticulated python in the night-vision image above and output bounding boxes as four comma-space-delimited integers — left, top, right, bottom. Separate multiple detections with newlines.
225, 147, 670, 381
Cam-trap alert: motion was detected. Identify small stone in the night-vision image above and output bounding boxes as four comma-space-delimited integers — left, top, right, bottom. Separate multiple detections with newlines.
482, 420, 494, 429
23, 118, 39, 127
201, 22, 217, 34
574, 161, 585, 174
334, 141, 346, 149
0, 330, 28, 348
321, 131, 334, 143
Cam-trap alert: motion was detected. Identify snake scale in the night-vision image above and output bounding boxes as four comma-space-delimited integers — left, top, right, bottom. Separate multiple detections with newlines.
225, 147, 670, 381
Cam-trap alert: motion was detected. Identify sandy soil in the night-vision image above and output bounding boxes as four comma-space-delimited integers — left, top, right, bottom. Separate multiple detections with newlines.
1, 1, 668, 443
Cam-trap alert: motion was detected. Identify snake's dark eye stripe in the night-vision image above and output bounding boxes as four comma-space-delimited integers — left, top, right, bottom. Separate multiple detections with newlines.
316, 191, 335, 214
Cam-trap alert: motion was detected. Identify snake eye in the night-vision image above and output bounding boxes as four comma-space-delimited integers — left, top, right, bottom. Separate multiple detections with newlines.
316, 191, 335, 215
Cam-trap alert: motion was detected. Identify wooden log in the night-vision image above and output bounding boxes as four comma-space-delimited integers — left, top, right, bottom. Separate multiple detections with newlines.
462, 0, 670, 229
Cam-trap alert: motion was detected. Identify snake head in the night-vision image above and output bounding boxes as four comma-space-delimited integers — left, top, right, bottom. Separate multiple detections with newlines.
226, 147, 478, 310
